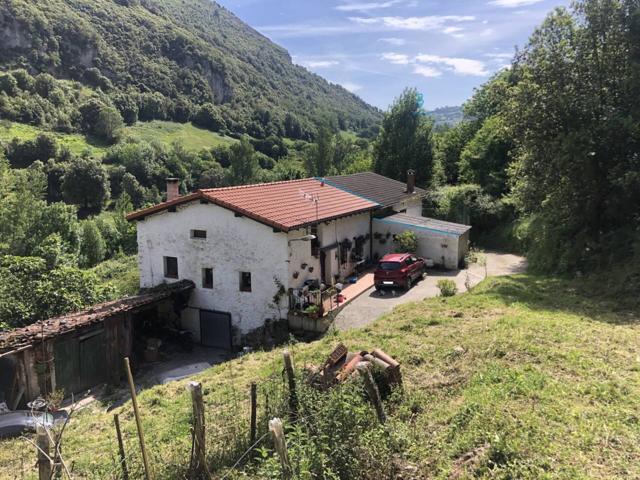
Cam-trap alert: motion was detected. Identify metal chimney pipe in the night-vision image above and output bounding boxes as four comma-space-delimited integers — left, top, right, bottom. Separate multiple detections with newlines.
405, 169, 416, 194
166, 178, 180, 202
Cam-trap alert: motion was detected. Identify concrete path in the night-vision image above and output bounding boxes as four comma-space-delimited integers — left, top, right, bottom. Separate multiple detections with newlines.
333, 252, 527, 331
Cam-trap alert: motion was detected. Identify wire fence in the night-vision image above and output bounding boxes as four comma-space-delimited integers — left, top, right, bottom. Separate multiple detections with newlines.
0, 348, 390, 480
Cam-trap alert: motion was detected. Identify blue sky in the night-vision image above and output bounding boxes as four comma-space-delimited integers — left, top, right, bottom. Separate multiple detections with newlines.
216, 0, 570, 110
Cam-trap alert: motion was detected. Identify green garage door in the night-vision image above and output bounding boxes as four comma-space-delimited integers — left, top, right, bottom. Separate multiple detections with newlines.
54, 330, 107, 397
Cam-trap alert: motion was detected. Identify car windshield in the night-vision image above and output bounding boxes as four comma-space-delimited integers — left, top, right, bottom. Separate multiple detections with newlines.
378, 261, 401, 271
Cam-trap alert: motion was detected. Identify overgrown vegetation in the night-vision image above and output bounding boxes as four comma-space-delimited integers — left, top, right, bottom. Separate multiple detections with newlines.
0, 155, 134, 329
2, 273, 639, 478
425, 0, 640, 275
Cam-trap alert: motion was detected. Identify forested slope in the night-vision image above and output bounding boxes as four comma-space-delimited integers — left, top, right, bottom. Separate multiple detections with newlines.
0, 0, 381, 139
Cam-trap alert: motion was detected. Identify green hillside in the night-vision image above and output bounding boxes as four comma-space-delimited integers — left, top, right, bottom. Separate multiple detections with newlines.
1, 274, 638, 479
427, 105, 464, 126
0, 121, 109, 157
0, 0, 381, 139
0, 119, 237, 156
124, 121, 237, 151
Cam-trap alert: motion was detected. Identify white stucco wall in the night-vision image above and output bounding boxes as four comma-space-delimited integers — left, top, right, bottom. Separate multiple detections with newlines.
372, 217, 464, 269
287, 228, 321, 290
319, 212, 371, 280
286, 212, 371, 289
136, 201, 290, 340
392, 197, 423, 216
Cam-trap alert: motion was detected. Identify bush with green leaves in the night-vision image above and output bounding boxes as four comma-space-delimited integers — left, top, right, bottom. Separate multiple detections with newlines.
253, 379, 397, 479
0, 255, 115, 329
79, 220, 106, 268
62, 156, 111, 214
394, 230, 418, 253
437, 279, 458, 297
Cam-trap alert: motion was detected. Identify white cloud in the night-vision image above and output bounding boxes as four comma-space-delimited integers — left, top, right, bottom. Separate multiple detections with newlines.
340, 81, 363, 92
378, 37, 406, 45
443, 26, 464, 35
304, 60, 340, 68
258, 23, 357, 37
335, 1, 400, 12
415, 54, 490, 76
442, 26, 466, 38
381, 52, 410, 65
349, 15, 475, 31
488, 0, 544, 7
413, 65, 442, 78
484, 52, 513, 60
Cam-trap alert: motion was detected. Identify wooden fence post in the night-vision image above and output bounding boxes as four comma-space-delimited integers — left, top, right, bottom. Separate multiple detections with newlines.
250, 382, 257, 444
123, 357, 154, 480
36, 425, 51, 480
356, 362, 386, 424
282, 350, 297, 419
268, 418, 292, 480
114, 414, 129, 480
188, 381, 212, 480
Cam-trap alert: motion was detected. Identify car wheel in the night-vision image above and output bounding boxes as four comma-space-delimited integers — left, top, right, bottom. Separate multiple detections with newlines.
405, 277, 412, 291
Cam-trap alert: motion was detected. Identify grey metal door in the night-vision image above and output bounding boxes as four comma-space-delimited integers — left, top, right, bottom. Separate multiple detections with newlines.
200, 310, 232, 351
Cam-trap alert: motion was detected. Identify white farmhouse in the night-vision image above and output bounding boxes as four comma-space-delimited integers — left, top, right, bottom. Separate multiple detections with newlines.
127, 172, 470, 350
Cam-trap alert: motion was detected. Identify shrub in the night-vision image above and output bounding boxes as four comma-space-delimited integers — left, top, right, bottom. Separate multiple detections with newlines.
62, 157, 111, 214
94, 106, 124, 143
0, 73, 18, 95
437, 279, 458, 297
79, 221, 106, 267
193, 103, 226, 131
394, 230, 418, 253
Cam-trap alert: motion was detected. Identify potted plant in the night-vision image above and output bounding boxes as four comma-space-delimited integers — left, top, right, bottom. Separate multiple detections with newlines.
303, 304, 320, 318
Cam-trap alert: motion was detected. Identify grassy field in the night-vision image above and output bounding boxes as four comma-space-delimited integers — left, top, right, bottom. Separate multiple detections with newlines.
0, 120, 237, 160
123, 121, 237, 151
0, 121, 109, 158
1, 273, 639, 479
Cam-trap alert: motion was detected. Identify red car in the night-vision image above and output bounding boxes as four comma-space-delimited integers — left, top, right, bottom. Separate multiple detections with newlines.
374, 253, 426, 291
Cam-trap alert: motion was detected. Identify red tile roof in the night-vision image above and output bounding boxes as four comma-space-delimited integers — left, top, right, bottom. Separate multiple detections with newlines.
127, 178, 378, 231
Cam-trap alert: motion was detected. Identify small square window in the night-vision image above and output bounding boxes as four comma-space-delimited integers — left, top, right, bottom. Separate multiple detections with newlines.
191, 229, 207, 239
239, 272, 252, 292
202, 268, 213, 289
164, 256, 178, 278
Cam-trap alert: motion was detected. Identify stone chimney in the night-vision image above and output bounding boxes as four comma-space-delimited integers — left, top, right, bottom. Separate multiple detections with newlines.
405, 169, 416, 194
166, 178, 180, 202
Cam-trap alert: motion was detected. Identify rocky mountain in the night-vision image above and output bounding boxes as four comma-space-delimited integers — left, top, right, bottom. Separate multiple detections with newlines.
0, 0, 381, 139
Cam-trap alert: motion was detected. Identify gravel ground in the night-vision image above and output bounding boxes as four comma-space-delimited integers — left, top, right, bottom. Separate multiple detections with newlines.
333, 252, 527, 331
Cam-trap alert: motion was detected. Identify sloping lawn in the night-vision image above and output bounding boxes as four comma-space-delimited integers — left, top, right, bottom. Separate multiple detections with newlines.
124, 121, 237, 151
1, 274, 638, 479
0, 121, 109, 157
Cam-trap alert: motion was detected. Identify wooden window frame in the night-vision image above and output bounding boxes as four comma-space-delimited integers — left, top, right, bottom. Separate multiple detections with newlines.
164, 256, 179, 279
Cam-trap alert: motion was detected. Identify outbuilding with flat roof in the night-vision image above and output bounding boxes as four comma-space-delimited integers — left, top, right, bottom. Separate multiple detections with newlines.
373, 213, 471, 269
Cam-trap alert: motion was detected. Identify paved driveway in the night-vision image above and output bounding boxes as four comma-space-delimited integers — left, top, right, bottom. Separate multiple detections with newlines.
333, 252, 527, 331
